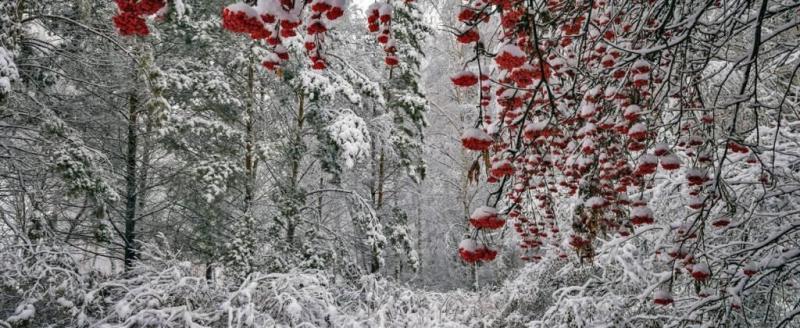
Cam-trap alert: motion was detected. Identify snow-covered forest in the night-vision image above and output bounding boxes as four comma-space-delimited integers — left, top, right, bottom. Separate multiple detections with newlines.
1, 0, 799, 327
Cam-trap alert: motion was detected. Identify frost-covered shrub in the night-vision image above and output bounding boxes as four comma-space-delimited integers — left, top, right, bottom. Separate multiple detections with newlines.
7, 235, 794, 327
0, 241, 477, 327
0, 47, 18, 103
0, 243, 91, 327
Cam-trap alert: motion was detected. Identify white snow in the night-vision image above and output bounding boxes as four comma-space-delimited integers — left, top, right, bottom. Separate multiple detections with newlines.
631, 206, 653, 218
7, 303, 35, 323
327, 110, 371, 169
0, 47, 19, 96
623, 104, 640, 117
653, 142, 669, 155
632, 60, 650, 71
639, 154, 657, 165
628, 122, 646, 135
458, 238, 478, 252
286, 300, 302, 320
461, 127, 491, 141
497, 44, 525, 57
692, 263, 709, 274
685, 167, 707, 179
378, 3, 393, 16
525, 120, 548, 134
653, 289, 672, 301
660, 153, 681, 166
585, 196, 606, 208
471, 206, 498, 220
577, 122, 596, 136
579, 102, 597, 118
227, 2, 259, 17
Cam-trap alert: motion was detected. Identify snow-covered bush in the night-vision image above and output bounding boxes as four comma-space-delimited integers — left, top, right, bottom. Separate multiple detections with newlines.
0, 242, 91, 327
0, 47, 17, 103
0, 241, 477, 327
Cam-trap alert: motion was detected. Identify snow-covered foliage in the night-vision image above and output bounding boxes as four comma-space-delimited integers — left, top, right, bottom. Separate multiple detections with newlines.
0, 242, 484, 327
327, 110, 371, 168
0, 47, 17, 101
9, 236, 792, 327
1, 0, 799, 327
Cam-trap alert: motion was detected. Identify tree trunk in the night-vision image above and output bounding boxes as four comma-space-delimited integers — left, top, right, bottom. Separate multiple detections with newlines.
369, 148, 385, 274
136, 119, 152, 221
471, 263, 478, 291
205, 262, 214, 281
238, 56, 257, 276
123, 92, 139, 270
317, 177, 323, 220
377, 148, 385, 210
286, 92, 305, 245
244, 60, 255, 213
415, 183, 423, 274
370, 244, 381, 274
